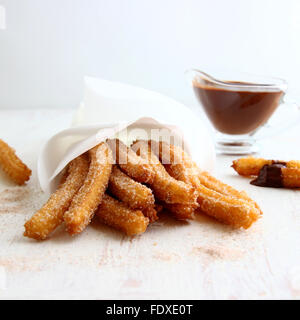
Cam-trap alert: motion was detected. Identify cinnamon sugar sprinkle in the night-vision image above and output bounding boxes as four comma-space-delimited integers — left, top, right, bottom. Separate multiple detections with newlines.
0, 186, 46, 215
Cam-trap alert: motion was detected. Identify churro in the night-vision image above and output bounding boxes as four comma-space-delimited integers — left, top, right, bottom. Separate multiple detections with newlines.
64, 142, 112, 235
0, 139, 31, 185
149, 140, 261, 228
131, 140, 198, 206
96, 194, 149, 236
232, 157, 300, 188
107, 139, 154, 184
150, 140, 256, 203
108, 165, 155, 210
142, 206, 159, 223
198, 171, 261, 213
162, 203, 196, 220
232, 157, 300, 176
196, 184, 260, 229
24, 154, 89, 240
23, 138, 265, 241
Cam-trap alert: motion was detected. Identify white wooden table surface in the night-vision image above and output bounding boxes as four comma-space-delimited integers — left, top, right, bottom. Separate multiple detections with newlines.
0, 109, 299, 300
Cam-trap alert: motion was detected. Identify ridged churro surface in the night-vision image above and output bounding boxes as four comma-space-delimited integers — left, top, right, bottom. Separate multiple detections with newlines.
107, 139, 154, 184
282, 167, 300, 188
108, 165, 155, 210
131, 140, 198, 206
96, 194, 149, 236
142, 206, 159, 223
24, 155, 89, 240
232, 157, 276, 176
197, 185, 261, 229
64, 143, 112, 235
162, 202, 196, 220
233, 157, 300, 188
149, 140, 203, 188
0, 139, 32, 185
198, 171, 262, 213
232, 157, 300, 177
150, 140, 261, 228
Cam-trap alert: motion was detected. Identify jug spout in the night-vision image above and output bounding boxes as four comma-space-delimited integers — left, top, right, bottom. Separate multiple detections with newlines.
185, 68, 287, 92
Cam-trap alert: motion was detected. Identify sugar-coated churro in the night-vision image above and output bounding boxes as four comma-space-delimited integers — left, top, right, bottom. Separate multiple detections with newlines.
107, 139, 154, 184
162, 203, 196, 220
198, 171, 262, 213
149, 140, 261, 228
232, 157, 280, 176
0, 139, 31, 185
108, 165, 155, 210
96, 194, 149, 236
196, 185, 260, 229
150, 140, 256, 203
280, 167, 300, 188
154, 203, 163, 214
64, 142, 112, 235
131, 140, 198, 206
24, 154, 89, 240
24, 139, 265, 241
142, 206, 159, 223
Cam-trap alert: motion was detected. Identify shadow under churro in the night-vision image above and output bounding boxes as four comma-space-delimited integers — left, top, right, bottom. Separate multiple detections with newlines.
194, 209, 241, 233
88, 217, 130, 241
155, 210, 190, 226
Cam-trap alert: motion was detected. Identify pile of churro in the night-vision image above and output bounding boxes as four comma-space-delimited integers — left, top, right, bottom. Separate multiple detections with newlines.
232, 157, 300, 188
23, 139, 262, 240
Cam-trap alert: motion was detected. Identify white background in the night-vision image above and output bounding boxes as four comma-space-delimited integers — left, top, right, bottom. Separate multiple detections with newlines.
0, 0, 299, 109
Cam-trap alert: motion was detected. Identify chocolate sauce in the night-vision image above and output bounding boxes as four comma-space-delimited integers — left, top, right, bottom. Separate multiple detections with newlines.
193, 81, 283, 135
250, 162, 287, 188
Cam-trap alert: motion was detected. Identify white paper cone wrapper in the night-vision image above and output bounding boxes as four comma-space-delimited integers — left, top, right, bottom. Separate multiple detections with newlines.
38, 77, 215, 194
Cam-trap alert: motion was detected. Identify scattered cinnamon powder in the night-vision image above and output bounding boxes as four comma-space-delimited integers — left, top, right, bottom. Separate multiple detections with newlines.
0, 186, 46, 215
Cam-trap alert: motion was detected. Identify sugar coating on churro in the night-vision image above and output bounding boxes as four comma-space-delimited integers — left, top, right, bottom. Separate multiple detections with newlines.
96, 194, 149, 236
198, 171, 262, 213
197, 185, 261, 229
142, 206, 159, 223
64, 142, 112, 235
162, 202, 196, 220
148, 139, 202, 187
107, 139, 154, 184
108, 165, 155, 210
23, 140, 265, 241
232, 157, 275, 176
131, 140, 198, 206
282, 167, 300, 188
24, 155, 89, 240
150, 140, 261, 228
0, 139, 32, 185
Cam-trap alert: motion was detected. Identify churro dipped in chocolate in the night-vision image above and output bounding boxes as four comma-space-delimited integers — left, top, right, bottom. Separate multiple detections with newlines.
233, 157, 300, 188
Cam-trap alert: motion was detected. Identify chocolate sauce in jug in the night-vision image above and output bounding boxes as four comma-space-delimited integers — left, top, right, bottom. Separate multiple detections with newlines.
193, 81, 284, 135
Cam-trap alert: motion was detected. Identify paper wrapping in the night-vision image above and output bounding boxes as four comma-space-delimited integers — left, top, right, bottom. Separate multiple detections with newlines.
38, 77, 215, 194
